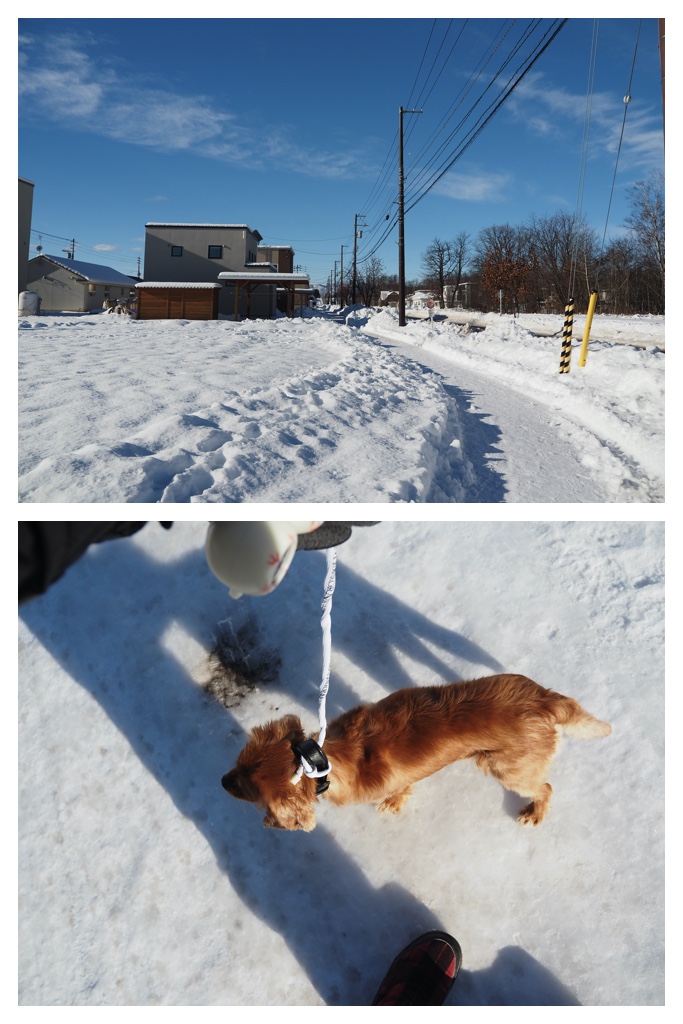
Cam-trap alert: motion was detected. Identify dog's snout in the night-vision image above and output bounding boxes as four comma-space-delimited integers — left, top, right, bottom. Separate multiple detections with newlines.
222, 767, 253, 801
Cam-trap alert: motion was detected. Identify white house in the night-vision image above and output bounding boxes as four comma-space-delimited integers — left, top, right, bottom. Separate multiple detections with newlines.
26, 254, 137, 312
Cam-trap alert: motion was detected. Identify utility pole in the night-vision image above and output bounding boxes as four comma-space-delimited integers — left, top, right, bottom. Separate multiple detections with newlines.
351, 213, 366, 304
340, 244, 348, 307
333, 261, 338, 306
398, 105, 422, 326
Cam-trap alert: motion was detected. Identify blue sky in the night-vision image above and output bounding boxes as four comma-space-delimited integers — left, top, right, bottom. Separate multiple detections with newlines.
18, 12, 664, 287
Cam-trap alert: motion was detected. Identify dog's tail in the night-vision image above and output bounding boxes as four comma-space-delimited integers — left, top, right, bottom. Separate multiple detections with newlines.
552, 694, 612, 739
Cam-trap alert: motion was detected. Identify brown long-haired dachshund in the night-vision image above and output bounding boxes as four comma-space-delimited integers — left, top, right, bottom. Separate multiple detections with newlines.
222, 674, 611, 831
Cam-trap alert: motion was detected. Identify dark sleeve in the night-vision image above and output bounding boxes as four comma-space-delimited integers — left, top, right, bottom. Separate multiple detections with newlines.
18, 522, 157, 603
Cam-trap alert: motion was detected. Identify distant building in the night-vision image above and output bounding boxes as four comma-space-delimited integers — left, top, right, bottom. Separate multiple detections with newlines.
27, 254, 137, 312
18, 178, 34, 295
406, 290, 437, 309
142, 224, 309, 319
257, 245, 294, 273
143, 223, 272, 317
448, 281, 480, 309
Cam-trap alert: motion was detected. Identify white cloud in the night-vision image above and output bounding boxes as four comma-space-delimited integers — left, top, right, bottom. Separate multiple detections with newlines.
18, 32, 376, 182
504, 71, 663, 169
433, 169, 511, 202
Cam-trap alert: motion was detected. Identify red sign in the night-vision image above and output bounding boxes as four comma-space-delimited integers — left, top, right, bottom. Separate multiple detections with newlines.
427, 299, 434, 309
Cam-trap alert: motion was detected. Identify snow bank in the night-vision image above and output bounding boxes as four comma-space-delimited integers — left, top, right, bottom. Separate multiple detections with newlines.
18, 307, 664, 502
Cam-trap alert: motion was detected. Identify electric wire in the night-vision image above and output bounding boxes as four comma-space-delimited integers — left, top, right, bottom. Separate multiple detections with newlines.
568, 18, 600, 301
403, 19, 517, 194
355, 19, 567, 269
404, 20, 564, 212
597, 21, 642, 265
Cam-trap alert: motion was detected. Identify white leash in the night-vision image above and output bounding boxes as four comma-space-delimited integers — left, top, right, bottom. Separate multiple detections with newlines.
317, 545, 336, 747
291, 547, 336, 785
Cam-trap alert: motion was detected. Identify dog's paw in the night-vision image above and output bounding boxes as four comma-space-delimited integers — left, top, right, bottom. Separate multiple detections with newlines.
377, 788, 412, 814
517, 802, 544, 826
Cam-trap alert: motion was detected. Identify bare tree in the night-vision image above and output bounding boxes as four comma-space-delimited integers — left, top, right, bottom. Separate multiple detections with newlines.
599, 238, 637, 314
420, 238, 457, 308
527, 212, 598, 308
624, 169, 665, 311
356, 256, 386, 306
446, 231, 471, 306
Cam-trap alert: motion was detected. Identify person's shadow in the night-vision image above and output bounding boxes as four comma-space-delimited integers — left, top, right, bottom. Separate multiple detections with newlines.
454, 947, 581, 1005
19, 530, 573, 1005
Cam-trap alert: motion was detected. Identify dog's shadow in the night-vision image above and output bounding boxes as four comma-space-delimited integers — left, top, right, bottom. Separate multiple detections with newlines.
20, 529, 510, 1005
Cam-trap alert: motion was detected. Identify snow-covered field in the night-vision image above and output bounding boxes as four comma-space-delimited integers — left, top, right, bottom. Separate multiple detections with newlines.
18, 521, 664, 1005
18, 306, 664, 503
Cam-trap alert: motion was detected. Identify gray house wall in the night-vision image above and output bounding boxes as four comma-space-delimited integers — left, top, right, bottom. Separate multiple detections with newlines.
143, 223, 275, 317
18, 178, 34, 295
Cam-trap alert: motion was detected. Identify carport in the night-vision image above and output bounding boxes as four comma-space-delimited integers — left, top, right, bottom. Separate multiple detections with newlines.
217, 271, 312, 320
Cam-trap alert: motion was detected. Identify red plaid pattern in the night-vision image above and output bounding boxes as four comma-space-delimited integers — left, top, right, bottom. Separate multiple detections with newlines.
372, 931, 462, 1006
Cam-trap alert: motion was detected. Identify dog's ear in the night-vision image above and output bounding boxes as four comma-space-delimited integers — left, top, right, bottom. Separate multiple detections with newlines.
221, 766, 261, 803
263, 786, 317, 832
252, 713, 305, 747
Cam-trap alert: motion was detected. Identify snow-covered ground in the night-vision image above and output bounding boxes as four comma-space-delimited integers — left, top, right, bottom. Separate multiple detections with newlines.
19, 521, 664, 1005
18, 306, 664, 503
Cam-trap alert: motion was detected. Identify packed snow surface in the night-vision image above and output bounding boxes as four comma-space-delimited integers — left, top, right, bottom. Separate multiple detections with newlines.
18, 306, 664, 502
19, 521, 664, 1005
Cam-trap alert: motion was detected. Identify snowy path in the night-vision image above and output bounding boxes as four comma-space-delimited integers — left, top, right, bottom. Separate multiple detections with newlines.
363, 317, 663, 503
373, 339, 612, 502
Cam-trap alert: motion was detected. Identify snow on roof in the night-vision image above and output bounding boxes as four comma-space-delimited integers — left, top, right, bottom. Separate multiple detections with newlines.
217, 271, 310, 282
145, 223, 259, 232
137, 282, 222, 289
33, 255, 136, 285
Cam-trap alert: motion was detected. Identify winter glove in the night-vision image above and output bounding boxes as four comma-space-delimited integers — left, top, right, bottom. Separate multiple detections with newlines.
18, 522, 171, 603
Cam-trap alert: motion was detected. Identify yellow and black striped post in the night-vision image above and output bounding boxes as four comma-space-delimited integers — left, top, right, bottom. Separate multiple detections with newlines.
559, 297, 574, 373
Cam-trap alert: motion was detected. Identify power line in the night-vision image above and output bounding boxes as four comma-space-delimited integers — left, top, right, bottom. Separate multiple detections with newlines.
405, 19, 568, 214
30, 228, 141, 272
354, 19, 567, 270
403, 20, 543, 207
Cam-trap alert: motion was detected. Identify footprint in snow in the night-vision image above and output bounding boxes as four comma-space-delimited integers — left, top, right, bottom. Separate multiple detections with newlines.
278, 430, 302, 446
196, 429, 233, 452
241, 422, 262, 439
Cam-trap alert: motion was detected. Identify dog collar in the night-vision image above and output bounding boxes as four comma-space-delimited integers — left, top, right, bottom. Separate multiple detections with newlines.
291, 739, 331, 794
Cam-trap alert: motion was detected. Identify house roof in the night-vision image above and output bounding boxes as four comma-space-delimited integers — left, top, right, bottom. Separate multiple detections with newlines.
217, 271, 310, 283
137, 282, 221, 289
31, 254, 136, 286
145, 223, 263, 241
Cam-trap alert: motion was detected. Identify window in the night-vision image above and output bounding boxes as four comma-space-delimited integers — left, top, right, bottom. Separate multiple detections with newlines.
208, 245, 222, 259
171, 245, 183, 257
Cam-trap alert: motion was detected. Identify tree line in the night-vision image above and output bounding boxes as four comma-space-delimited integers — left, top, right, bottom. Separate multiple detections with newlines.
334, 169, 663, 315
